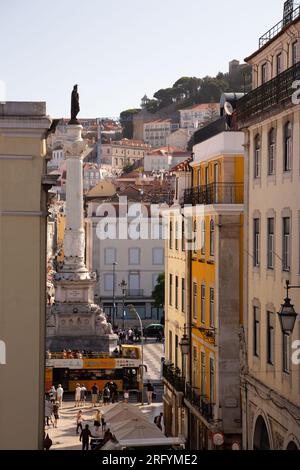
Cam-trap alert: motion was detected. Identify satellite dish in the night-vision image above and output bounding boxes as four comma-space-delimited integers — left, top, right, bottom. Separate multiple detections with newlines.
224, 101, 234, 116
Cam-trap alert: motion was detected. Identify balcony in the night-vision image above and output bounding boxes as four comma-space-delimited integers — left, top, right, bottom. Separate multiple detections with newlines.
236, 61, 300, 126
185, 383, 214, 422
259, 6, 300, 48
183, 182, 244, 206
162, 362, 185, 393
127, 289, 144, 297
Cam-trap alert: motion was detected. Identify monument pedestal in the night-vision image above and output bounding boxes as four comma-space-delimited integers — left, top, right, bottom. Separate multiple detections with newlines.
47, 124, 117, 353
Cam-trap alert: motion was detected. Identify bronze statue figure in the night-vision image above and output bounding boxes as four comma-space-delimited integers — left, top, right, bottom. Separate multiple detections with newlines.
69, 84, 80, 124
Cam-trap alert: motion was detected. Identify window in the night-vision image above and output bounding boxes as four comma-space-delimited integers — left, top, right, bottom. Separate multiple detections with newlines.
209, 288, 215, 328
193, 220, 197, 254
267, 311, 275, 365
175, 221, 179, 251
210, 219, 215, 257
267, 218, 275, 269
197, 168, 201, 188
182, 220, 185, 252
254, 134, 261, 178
169, 274, 173, 306
152, 247, 164, 265
283, 333, 290, 373
104, 247, 116, 265
284, 122, 292, 172
201, 219, 206, 256
175, 335, 178, 369
129, 247, 140, 265
254, 219, 260, 267
276, 53, 282, 75
201, 352, 206, 395
169, 331, 173, 362
175, 276, 179, 310
169, 221, 173, 249
268, 128, 276, 175
104, 273, 114, 291
292, 41, 298, 65
193, 282, 198, 320
193, 347, 198, 386
253, 306, 260, 357
181, 278, 185, 313
128, 273, 140, 293
201, 284, 205, 324
283, 217, 291, 271
209, 358, 215, 403
261, 63, 268, 84
152, 273, 159, 289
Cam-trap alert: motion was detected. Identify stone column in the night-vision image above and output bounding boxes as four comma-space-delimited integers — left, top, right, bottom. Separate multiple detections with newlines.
62, 124, 87, 272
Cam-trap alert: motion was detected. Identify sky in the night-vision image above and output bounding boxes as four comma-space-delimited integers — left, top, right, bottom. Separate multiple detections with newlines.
0, 0, 286, 118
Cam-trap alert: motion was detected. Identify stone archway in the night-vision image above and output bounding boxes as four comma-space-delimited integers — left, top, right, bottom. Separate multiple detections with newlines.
287, 441, 298, 451
253, 415, 271, 450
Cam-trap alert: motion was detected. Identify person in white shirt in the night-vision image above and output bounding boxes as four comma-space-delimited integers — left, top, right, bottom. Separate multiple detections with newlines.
56, 384, 64, 408
75, 383, 81, 407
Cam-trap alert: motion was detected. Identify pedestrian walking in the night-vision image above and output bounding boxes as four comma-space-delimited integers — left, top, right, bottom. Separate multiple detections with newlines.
80, 384, 87, 407
94, 409, 101, 431
43, 432, 53, 451
91, 383, 99, 407
123, 389, 129, 403
48, 385, 56, 404
45, 398, 53, 427
52, 401, 60, 428
146, 380, 154, 405
80, 424, 92, 451
103, 385, 110, 405
154, 412, 163, 431
76, 410, 84, 435
56, 384, 64, 408
75, 383, 81, 407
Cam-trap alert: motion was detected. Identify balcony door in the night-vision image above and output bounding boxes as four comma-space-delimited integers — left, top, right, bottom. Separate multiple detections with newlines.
128, 273, 140, 296
213, 163, 219, 203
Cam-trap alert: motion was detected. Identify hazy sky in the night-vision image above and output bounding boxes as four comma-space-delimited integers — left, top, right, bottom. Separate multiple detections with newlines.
1, 0, 285, 118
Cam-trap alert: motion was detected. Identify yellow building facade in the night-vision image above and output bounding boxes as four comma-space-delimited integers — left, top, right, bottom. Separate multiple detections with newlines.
184, 122, 244, 450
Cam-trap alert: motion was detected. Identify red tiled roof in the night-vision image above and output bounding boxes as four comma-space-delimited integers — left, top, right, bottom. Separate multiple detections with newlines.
179, 103, 219, 112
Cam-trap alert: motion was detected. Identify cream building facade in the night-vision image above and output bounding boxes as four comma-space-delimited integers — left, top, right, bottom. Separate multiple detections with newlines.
163, 160, 191, 439
237, 4, 300, 450
0, 102, 51, 449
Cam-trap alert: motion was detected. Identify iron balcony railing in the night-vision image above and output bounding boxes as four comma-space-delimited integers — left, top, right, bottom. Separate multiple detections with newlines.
127, 289, 144, 297
162, 362, 185, 393
236, 61, 300, 124
185, 383, 214, 422
183, 182, 244, 206
259, 6, 300, 48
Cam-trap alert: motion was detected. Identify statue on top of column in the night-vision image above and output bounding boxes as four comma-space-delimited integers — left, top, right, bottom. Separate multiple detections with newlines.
69, 84, 80, 125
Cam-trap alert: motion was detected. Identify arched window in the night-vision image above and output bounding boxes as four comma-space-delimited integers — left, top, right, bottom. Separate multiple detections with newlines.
254, 134, 261, 178
268, 128, 276, 175
210, 219, 215, 256
284, 121, 292, 172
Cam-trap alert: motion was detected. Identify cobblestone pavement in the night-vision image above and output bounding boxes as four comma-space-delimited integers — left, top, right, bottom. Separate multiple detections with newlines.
46, 400, 164, 450
143, 340, 164, 383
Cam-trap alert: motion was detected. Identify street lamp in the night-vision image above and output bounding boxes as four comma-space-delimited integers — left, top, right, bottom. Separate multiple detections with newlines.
127, 304, 145, 406
179, 324, 190, 381
112, 262, 118, 331
278, 280, 299, 335
119, 279, 127, 330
